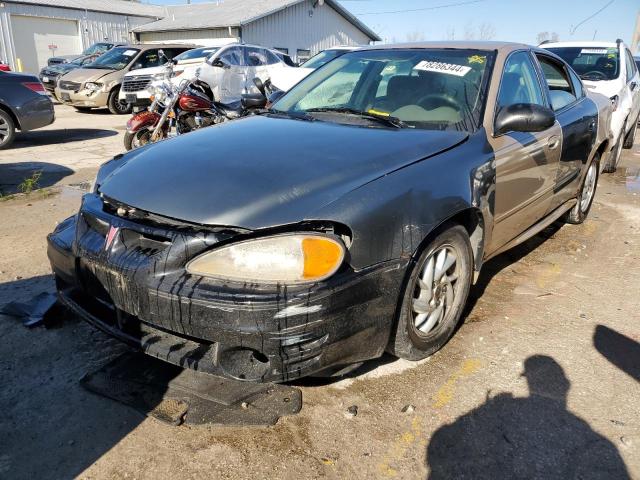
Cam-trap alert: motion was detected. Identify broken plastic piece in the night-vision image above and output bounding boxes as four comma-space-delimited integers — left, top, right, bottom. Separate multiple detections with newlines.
0, 292, 59, 327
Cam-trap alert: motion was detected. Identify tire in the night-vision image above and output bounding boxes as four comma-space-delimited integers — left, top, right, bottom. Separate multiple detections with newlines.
74, 106, 93, 113
603, 133, 623, 173
107, 87, 131, 115
388, 224, 473, 361
623, 116, 638, 149
0, 109, 16, 150
123, 127, 153, 151
565, 155, 599, 224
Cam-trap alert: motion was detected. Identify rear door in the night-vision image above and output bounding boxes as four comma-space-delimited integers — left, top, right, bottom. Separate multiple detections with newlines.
624, 48, 640, 124
488, 50, 562, 252
534, 53, 598, 211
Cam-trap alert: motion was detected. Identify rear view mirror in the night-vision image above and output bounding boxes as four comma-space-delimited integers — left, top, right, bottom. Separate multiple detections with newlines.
495, 103, 555, 135
253, 77, 265, 95
242, 92, 268, 109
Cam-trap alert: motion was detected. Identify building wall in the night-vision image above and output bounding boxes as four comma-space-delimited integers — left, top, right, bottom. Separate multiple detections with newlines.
0, 2, 156, 70
138, 28, 240, 46
242, 0, 372, 62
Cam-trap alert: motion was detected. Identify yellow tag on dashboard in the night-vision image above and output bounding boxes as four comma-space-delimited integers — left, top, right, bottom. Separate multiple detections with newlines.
368, 109, 390, 116
468, 55, 485, 65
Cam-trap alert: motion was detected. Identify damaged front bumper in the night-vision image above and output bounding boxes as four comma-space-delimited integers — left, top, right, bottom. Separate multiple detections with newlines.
47, 194, 406, 382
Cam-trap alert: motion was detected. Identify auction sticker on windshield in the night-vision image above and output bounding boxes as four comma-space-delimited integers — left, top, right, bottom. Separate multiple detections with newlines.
413, 60, 471, 76
123, 50, 137, 56
580, 48, 608, 55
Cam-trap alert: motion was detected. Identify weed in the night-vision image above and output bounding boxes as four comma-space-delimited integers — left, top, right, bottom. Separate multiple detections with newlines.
18, 171, 42, 194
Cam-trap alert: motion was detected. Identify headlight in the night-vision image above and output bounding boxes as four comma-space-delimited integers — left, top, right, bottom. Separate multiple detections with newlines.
152, 73, 165, 81
85, 82, 102, 91
186, 234, 345, 284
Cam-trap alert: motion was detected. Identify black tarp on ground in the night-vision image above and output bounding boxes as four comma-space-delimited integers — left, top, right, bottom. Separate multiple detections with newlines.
80, 351, 302, 426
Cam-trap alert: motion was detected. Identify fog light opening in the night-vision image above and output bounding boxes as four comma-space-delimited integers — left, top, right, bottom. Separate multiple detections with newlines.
219, 347, 271, 381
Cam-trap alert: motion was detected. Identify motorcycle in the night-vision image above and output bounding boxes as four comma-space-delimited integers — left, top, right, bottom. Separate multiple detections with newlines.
124, 68, 272, 151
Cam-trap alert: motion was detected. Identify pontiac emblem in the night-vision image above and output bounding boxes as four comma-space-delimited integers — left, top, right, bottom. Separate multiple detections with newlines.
104, 225, 120, 251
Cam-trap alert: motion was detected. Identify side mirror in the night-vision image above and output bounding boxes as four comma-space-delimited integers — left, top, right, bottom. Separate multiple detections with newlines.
210, 57, 230, 69
495, 103, 555, 135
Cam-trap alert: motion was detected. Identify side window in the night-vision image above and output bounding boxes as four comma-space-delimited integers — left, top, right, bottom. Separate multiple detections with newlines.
246, 47, 268, 67
136, 50, 162, 69
497, 51, 545, 111
218, 47, 243, 66
568, 68, 584, 99
625, 49, 636, 82
536, 55, 577, 111
264, 49, 281, 65
297, 49, 311, 63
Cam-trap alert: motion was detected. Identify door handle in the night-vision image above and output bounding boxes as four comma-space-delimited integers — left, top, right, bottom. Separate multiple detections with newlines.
631, 81, 638, 91
588, 120, 596, 132
548, 136, 560, 150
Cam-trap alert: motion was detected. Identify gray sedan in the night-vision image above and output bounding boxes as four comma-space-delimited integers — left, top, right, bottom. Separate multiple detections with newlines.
0, 71, 54, 149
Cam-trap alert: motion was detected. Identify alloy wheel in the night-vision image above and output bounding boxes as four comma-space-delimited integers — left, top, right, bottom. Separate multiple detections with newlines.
580, 162, 597, 213
0, 116, 9, 145
411, 245, 459, 336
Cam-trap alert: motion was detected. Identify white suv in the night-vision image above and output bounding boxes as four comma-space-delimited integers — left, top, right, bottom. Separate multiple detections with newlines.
119, 46, 218, 107
544, 40, 640, 172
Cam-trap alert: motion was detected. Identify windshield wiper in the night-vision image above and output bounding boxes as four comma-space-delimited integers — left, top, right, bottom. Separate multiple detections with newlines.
305, 107, 409, 128
266, 109, 315, 122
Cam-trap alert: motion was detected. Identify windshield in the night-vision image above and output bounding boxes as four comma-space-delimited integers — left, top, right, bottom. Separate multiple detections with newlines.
302, 49, 349, 70
175, 47, 219, 61
88, 47, 139, 70
273, 49, 494, 132
546, 47, 620, 81
84, 43, 113, 56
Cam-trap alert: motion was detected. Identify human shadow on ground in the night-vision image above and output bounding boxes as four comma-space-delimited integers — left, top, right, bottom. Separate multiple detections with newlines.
594, 324, 640, 382
426, 355, 630, 479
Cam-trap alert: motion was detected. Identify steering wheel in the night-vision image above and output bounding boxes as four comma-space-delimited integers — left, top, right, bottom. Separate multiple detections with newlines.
416, 93, 460, 111
583, 70, 607, 80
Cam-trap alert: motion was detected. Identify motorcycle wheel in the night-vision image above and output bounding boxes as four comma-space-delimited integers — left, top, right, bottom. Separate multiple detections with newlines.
124, 128, 154, 151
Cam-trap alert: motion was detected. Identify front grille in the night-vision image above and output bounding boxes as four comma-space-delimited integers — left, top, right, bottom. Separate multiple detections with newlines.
122, 75, 152, 92
59, 80, 81, 92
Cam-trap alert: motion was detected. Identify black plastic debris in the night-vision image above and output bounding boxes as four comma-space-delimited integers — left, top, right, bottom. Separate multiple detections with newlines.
80, 351, 302, 426
0, 292, 60, 327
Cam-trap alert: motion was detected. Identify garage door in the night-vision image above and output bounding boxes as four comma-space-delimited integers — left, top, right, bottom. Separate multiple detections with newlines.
11, 15, 81, 74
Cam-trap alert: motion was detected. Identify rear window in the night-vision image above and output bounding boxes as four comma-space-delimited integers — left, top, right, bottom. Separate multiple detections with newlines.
545, 46, 620, 81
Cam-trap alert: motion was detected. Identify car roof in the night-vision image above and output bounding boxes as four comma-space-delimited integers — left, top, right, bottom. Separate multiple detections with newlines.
361, 41, 531, 53
128, 43, 198, 50
542, 41, 620, 48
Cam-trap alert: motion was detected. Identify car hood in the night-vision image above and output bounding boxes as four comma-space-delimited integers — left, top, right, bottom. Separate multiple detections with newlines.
50, 54, 81, 63
99, 115, 468, 229
60, 68, 117, 83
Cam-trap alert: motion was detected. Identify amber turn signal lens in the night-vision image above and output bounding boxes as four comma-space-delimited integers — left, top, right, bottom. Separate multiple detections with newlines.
302, 237, 344, 280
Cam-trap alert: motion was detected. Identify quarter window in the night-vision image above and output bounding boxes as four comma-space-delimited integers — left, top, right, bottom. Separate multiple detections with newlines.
568, 68, 584, 99
497, 51, 545, 110
536, 55, 577, 111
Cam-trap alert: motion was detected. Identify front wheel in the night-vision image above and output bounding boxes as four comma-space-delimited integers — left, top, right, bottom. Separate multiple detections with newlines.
108, 87, 132, 115
565, 155, 599, 224
603, 134, 623, 173
623, 116, 638, 149
0, 109, 16, 150
388, 225, 473, 361
123, 127, 154, 151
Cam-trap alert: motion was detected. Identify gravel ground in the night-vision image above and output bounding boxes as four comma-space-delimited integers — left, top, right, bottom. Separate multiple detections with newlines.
0, 104, 639, 479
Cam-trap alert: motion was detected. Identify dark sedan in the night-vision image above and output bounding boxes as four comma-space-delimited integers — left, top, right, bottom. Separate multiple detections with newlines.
0, 72, 54, 149
48, 42, 611, 382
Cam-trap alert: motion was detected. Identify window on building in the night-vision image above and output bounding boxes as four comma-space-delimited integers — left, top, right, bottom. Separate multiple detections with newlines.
274, 47, 289, 55
297, 49, 312, 63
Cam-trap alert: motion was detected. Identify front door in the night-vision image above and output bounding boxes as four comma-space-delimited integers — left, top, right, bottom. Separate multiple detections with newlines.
487, 50, 562, 253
